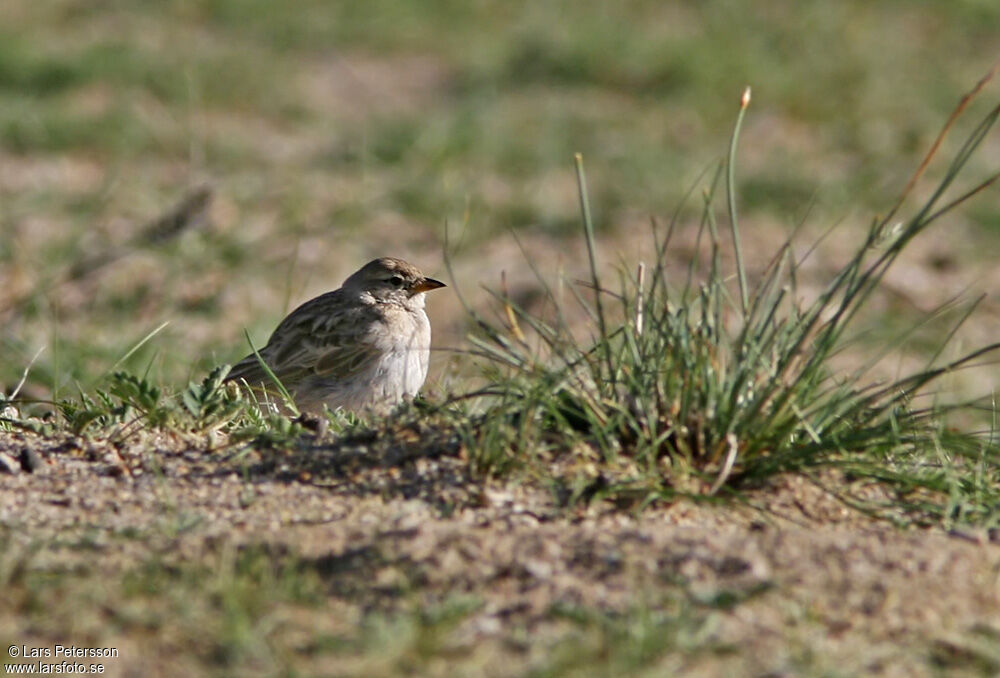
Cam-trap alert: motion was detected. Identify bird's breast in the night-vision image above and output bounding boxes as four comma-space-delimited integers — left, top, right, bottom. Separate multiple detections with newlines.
379, 308, 431, 397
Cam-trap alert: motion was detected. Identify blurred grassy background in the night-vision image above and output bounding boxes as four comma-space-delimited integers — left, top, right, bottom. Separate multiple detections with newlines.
1, 0, 999, 400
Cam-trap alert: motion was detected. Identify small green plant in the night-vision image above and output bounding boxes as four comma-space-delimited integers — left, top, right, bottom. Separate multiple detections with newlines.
458, 77, 1000, 524
57, 388, 124, 434
106, 371, 175, 427
182, 365, 245, 429
55, 367, 253, 436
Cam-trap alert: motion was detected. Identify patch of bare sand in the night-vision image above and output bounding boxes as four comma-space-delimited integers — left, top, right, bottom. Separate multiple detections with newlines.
1, 428, 998, 675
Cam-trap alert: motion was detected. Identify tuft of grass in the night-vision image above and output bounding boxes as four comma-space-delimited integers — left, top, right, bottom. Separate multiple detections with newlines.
455, 74, 1000, 525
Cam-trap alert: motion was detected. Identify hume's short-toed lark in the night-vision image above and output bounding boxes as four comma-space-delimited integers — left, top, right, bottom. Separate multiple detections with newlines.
226, 257, 446, 414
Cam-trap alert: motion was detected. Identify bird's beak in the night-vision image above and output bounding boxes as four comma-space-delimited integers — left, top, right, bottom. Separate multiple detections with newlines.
410, 277, 447, 295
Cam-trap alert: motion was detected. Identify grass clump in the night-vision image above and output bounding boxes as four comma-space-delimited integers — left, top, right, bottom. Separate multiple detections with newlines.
459, 77, 1000, 524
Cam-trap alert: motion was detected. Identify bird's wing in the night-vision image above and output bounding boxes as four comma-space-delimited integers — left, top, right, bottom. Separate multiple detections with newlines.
226, 291, 382, 388
268, 334, 381, 385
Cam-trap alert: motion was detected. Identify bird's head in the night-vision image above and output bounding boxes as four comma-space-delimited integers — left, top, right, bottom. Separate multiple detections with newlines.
344, 257, 446, 306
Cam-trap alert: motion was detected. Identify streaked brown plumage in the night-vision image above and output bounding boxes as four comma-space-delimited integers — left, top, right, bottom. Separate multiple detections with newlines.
226, 257, 445, 413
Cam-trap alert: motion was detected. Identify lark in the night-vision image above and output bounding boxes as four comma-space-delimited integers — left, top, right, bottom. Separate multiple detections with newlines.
226, 257, 445, 414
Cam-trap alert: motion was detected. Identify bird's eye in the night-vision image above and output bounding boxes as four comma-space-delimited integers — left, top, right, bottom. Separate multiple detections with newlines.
388, 275, 405, 287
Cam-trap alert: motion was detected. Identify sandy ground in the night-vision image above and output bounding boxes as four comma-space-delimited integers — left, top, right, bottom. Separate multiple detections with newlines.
1, 427, 999, 676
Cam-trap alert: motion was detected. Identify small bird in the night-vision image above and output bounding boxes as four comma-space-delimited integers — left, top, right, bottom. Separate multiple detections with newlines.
226, 257, 446, 414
